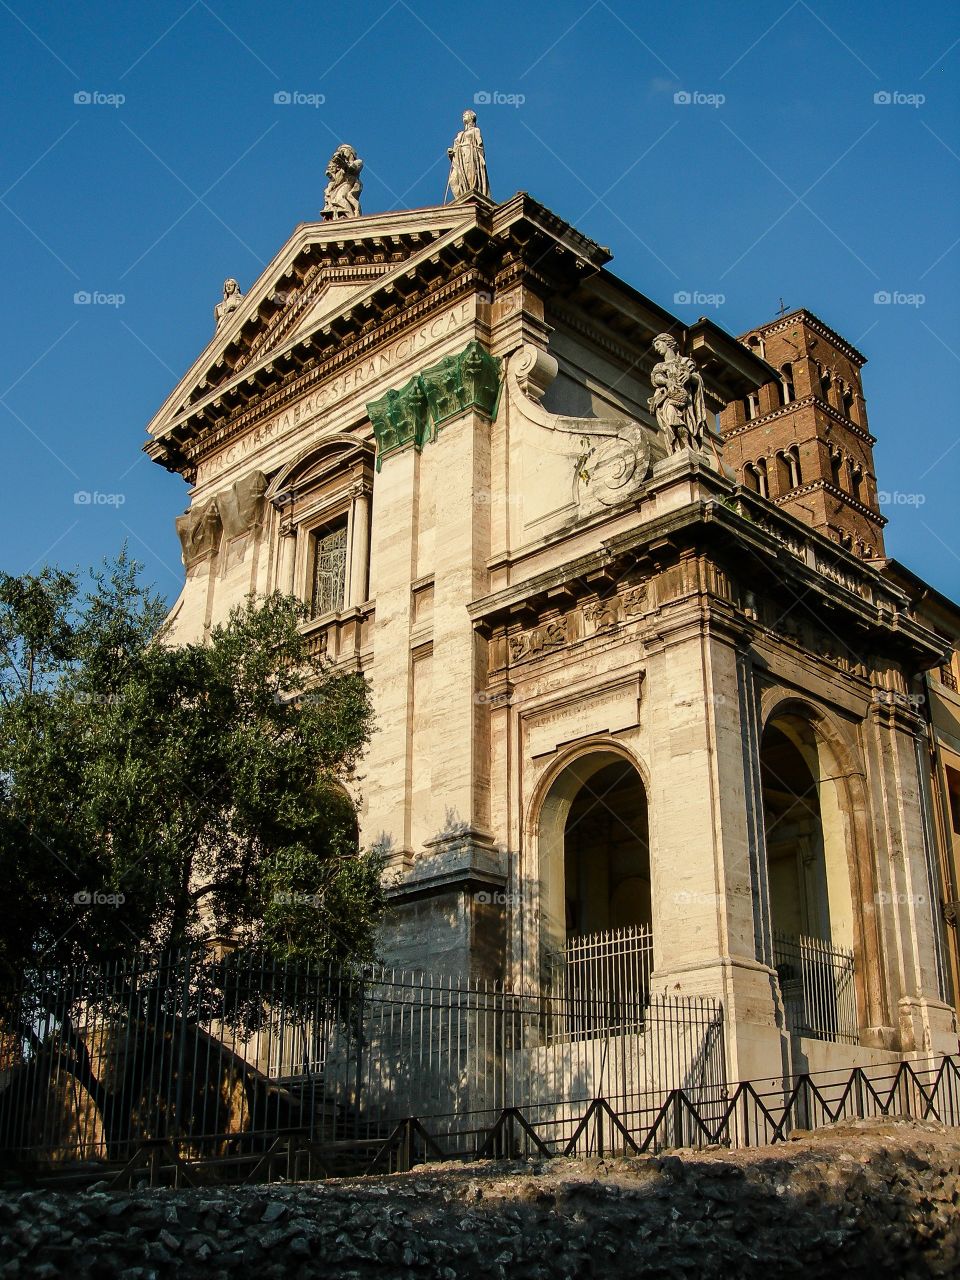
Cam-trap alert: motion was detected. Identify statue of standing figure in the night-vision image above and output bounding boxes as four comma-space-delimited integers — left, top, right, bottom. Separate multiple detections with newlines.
446, 109, 489, 200
214, 278, 243, 330
322, 144, 364, 219
648, 333, 715, 457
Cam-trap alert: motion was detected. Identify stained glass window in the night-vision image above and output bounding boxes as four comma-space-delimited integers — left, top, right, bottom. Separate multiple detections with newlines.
310, 523, 347, 618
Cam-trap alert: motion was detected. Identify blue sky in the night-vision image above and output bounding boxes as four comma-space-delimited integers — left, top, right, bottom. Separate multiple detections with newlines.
1, 0, 958, 601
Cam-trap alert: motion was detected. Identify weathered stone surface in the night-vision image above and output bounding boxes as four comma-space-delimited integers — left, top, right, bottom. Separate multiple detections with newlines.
1, 1121, 959, 1277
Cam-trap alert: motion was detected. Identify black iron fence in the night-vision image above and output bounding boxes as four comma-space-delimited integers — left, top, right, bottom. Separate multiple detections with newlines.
0, 949, 724, 1178
773, 931, 858, 1045
542, 924, 653, 1041
392, 1053, 960, 1171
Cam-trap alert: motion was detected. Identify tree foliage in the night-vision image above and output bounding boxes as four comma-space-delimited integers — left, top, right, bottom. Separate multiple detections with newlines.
0, 551, 382, 986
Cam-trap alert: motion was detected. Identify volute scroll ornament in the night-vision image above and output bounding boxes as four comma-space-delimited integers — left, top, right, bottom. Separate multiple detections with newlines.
507, 343, 652, 514
175, 469, 268, 568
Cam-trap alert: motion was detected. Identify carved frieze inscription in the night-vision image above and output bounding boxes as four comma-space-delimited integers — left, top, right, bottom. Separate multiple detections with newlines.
195, 300, 474, 483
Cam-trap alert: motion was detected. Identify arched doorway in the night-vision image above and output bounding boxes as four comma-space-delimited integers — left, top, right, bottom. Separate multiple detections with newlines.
760, 711, 859, 1042
563, 760, 651, 937
536, 750, 652, 1017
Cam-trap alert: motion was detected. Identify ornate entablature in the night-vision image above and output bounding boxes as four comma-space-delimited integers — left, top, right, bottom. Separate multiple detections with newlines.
470, 478, 945, 696
144, 196, 613, 482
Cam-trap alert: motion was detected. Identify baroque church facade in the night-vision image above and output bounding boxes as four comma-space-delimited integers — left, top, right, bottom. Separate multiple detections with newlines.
145, 130, 957, 1084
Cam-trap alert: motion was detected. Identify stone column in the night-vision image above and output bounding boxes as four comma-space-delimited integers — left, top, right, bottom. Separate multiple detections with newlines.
641, 458, 789, 1083
348, 484, 370, 607
277, 523, 297, 596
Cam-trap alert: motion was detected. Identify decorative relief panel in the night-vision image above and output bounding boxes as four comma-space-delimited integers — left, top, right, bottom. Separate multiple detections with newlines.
367, 339, 501, 469
503, 580, 648, 669
175, 470, 267, 569
507, 343, 654, 516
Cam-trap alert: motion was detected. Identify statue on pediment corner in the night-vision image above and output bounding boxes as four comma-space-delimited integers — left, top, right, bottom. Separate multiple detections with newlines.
322, 144, 363, 219
648, 333, 710, 454
446, 109, 489, 200
214, 278, 243, 330
648, 332, 728, 472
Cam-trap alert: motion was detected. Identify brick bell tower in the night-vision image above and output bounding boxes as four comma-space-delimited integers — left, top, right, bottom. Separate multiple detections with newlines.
719, 308, 886, 559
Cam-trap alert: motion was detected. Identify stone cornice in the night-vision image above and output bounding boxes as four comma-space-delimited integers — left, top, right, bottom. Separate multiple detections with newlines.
722, 396, 876, 447
171, 273, 481, 476
774, 479, 888, 529
469, 487, 945, 669
740, 308, 868, 368
146, 197, 615, 478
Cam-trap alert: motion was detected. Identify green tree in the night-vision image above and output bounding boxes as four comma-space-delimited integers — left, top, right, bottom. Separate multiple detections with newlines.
0, 550, 383, 986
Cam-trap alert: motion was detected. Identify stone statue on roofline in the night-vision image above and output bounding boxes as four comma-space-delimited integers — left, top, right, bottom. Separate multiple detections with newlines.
446, 109, 489, 201
322, 143, 364, 219
214, 278, 243, 330
648, 332, 723, 467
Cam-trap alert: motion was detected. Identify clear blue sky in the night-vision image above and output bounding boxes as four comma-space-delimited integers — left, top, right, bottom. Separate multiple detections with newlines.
1, 1, 958, 601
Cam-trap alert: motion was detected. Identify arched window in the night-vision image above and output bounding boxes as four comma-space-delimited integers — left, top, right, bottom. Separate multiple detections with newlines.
830, 447, 844, 488
744, 392, 760, 421
780, 363, 795, 404
755, 457, 769, 498
267, 437, 374, 621
744, 463, 761, 493
775, 447, 802, 492
848, 461, 863, 503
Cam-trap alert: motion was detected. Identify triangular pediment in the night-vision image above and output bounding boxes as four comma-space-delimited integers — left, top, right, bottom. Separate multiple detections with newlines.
145, 193, 617, 477
146, 202, 489, 446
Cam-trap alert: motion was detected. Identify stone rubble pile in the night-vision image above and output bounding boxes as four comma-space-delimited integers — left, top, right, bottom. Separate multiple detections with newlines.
0, 1119, 958, 1278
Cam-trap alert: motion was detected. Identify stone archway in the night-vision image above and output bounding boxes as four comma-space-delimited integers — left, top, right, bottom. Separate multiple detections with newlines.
534, 748, 651, 987
759, 704, 874, 1043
